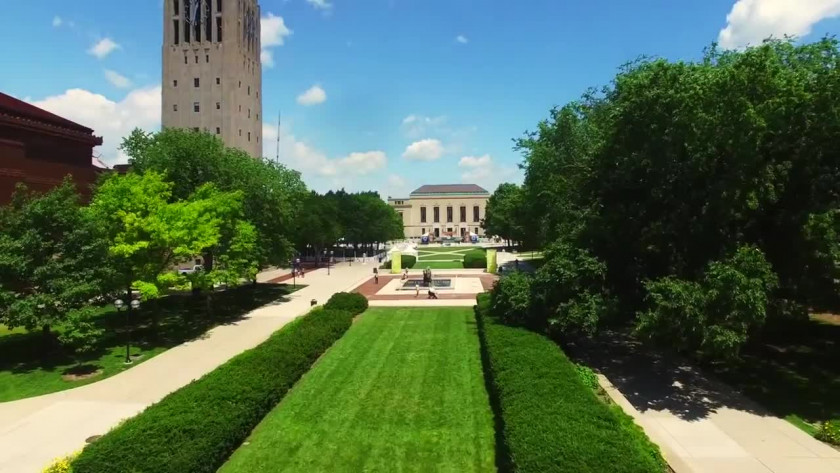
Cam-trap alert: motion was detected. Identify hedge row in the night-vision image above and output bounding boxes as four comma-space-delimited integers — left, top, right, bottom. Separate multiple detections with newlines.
475, 293, 666, 473
463, 249, 487, 268
72, 307, 355, 473
325, 292, 369, 315
381, 254, 417, 269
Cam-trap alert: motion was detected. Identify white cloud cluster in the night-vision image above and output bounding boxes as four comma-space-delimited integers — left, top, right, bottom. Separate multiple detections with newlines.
458, 154, 519, 189
262, 123, 387, 180
52, 16, 62, 27
456, 34, 468, 44
88, 38, 120, 59
400, 114, 448, 139
260, 13, 292, 68
104, 70, 132, 89
32, 86, 162, 165
307, 0, 333, 11
296, 84, 327, 106
718, 0, 840, 49
402, 138, 444, 161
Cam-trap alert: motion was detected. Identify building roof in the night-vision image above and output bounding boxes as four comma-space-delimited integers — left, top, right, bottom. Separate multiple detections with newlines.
0, 92, 94, 134
410, 184, 489, 196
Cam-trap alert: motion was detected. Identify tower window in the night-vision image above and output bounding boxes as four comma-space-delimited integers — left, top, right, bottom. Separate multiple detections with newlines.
217, 0, 222, 12
184, 56, 188, 64
247, 86, 250, 95
216, 77, 220, 85
173, 79, 178, 87
184, 16, 190, 43
257, 91, 259, 98
194, 55, 198, 63
173, 104, 178, 111
239, 129, 242, 136
193, 127, 199, 132
256, 113, 259, 120
238, 105, 241, 112
174, 0, 179, 15
194, 77, 200, 87
216, 127, 221, 134
194, 102, 200, 112
216, 17, 222, 42
248, 109, 251, 118
216, 102, 220, 110
248, 132, 251, 141
173, 20, 180, 45
238, 81, 241, 88
206, 54, 209, 63
206, 10, 212, 42
257, 135, 259, 143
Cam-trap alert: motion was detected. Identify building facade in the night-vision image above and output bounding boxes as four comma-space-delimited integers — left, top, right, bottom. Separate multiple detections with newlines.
0, 92, 104, 204
162, 0, 262, 158
388, 184, 490, 240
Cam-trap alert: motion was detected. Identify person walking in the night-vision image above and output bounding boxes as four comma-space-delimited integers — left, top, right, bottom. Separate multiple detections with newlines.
373, 267, 379, 284
415, 283, 420, 298
428, 286, 438, 299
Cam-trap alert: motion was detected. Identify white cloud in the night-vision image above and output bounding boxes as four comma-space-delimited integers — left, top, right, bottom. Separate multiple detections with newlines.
387, 174, 406, 188
306, 0, 333, 10
296, 84, 327, 106
262, 123, 386, 180
88, 37, 120, 59
400, 114, 448, 139
52, 16, 62, 27
260, 13, 292, 68
456, 34, 468, 44
718, 0, 840, 49
402, 138, 444, 161
104, 70, 132, 89
32, 86, 161, 165
458, 154, 519, 189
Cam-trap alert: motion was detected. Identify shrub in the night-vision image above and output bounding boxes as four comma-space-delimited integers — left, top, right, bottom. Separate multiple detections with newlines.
463, 249, 487, 268
816, 419, 840, 445
636, 245, 778, 360
531, 241, 612, 336
574, 363, 599, 391
490, 272, 533, 326
43, 450, 79, 473
762, 298, 809, 338
324, 292, 369, 315
72, 307, 354, 473
476, 293, 666, 473
380, 255, 416, 270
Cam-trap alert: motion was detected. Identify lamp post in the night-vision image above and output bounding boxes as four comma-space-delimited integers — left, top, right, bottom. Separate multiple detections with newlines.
328, 250, 333, 275
114, 296, 141, 364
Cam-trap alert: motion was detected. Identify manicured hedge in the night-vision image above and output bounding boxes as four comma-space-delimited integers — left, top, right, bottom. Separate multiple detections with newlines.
475, 293, 665, 473
325, 292, 369, 315
72, 307, 354, 473
380, 254, 417, 270
463, 249, 487, 268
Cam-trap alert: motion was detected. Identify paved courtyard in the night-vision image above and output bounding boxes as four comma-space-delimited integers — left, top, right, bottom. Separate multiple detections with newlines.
0, 264, 373, 473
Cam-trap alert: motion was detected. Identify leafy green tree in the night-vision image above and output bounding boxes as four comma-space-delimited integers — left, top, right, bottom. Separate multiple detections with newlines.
86, 171, 257, 304
0, 180, 112, 339
58, 307, 104, 367
483, 183, 525, 247
294, 192, 342, 264
123, 128, 307, 269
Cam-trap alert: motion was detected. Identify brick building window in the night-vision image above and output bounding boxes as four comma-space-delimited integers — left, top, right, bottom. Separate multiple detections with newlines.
216, 127, 220, 134
420, 207, 427, 223
194, 77, 199, 87
473, 206, 480, 222
216, 102, 220, 109
193, 102, 200, 112
216, 77, 220, 85
446, 206, 453, 223
433, 207, 440, 223
173, 104, 178, 111
459, 206, 466, 222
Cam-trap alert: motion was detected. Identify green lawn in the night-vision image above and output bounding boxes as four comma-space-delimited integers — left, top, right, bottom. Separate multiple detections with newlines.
0, 284, 301, 402
221, 307, 496, 473
415, 246, 484, 270
418, 261, 465, 269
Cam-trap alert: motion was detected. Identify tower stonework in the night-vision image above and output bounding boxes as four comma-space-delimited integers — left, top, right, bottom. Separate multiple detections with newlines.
162, 0, 262, 158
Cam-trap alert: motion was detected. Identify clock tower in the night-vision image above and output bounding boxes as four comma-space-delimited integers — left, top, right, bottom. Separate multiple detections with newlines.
161, 0, 262, 158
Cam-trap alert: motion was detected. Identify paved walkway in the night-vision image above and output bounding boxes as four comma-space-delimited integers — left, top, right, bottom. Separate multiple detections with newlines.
573, 331, 840, 473
0, 264, 372, 473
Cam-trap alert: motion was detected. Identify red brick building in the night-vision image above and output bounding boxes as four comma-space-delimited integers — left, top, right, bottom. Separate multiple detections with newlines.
0, 92, 105, 204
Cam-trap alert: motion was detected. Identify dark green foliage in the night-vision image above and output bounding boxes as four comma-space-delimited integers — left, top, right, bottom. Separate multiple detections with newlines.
483, 183, 525, 245
324, 292, 369, 315
636, 246, 778, 359
402, 254, 417, 268
762, 298, 810, 337
71, 307, 354, 473
514, 38, 840, 357
574, 363, 599, 391
490, 272, 533, 326
475, 294, 665, 473
816, 420, 840, 445
532, 241, 613, 337
463, 249, 487, 268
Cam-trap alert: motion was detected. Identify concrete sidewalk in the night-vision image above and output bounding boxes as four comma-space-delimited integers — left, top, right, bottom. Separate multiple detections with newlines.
574, 331, 840, 473
0, 264, 372, 473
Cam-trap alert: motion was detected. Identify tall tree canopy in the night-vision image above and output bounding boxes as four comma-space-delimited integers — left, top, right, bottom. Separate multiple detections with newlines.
122, 128, 307, 268
512, 37, 840, 358
483, 183, 525, 246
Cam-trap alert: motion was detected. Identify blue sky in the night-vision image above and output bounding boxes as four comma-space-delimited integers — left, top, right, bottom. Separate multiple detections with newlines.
1, 0, 839, 197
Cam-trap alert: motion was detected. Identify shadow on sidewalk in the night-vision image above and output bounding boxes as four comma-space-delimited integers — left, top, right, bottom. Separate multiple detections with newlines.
567, 329, 767, 422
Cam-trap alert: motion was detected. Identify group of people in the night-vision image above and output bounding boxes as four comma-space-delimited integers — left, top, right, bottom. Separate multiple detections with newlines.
292, 258, 306, 278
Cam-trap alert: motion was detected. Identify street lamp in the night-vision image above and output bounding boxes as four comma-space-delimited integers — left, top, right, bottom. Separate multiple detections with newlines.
114, 296, 141, 364
328, 250, 334, 275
